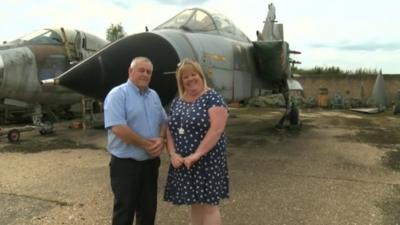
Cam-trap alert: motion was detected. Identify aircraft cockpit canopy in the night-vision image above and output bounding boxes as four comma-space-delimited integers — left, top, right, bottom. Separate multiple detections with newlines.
155, 8, 250, 42
11, 29, 63, 45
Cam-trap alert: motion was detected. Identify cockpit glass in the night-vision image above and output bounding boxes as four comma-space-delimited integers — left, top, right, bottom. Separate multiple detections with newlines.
155, 8, 249, 42
12, 29, 63, 45
186, 10, 216, 31
213, 14, 234, 34
212, 13, 249, 41
156, 9, 195, 29
156, 9, 216, 32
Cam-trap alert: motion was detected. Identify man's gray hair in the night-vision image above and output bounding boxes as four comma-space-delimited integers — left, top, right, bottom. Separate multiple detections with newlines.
130, 56, 153, 69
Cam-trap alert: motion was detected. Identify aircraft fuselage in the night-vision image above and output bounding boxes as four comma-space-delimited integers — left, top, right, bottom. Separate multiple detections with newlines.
0, 44, 80, 105
56, 7, 297, 108
0, 27, 108, 109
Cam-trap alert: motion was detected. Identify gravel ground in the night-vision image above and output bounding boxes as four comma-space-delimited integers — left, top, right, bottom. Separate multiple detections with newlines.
0, 108, 399, 225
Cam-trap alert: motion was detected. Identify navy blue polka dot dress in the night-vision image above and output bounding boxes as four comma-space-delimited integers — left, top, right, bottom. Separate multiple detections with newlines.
164, 89, 229, 205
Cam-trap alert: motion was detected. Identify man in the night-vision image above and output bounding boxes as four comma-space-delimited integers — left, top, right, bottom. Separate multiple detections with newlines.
104, 56, 167, 225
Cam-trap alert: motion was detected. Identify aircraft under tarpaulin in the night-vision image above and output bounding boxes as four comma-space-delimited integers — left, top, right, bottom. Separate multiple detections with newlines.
350, 72, 388, 114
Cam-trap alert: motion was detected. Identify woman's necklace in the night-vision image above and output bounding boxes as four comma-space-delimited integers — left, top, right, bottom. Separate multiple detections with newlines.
178, 89, 208, 135
178, 101, 193, 135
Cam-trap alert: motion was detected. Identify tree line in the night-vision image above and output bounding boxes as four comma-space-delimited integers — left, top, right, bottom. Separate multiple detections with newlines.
292, 66, 382, 76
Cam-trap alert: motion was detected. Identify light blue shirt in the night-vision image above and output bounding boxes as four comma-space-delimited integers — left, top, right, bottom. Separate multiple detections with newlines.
104, 80, 167, 161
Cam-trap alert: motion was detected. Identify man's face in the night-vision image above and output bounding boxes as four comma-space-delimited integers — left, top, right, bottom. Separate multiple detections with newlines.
129, 61, 153, 90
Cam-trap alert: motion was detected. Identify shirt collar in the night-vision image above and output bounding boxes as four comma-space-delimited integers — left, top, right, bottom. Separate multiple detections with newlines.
127, 79, 150, 96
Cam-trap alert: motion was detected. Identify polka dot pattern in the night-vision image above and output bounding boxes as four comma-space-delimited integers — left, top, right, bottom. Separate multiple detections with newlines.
164, 89, 229, 205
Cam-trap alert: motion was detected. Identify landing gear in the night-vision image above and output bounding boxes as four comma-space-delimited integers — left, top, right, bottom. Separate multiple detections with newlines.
275, 102, 301, 130
39, 120, 54, 135
275, 82, 302, 130
275, 83, 290, 129
32, 105, 54, 135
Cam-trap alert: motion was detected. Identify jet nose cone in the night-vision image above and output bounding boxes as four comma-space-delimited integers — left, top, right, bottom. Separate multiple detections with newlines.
58, 32, 180, 106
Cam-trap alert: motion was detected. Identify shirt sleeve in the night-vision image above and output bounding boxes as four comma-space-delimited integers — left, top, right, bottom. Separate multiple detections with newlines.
151, 90, 169, 124
104, 88, 127, 129
167, 97, 178, 116
206, 90, 227, 109
160, 105, 168, 124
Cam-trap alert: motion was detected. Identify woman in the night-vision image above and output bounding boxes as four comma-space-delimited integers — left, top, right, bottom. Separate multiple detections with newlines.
164, 59, 229, 225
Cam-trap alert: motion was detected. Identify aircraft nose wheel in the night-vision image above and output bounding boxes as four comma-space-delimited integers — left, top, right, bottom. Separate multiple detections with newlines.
39, 121, 54, 135
7, 129, 20, 143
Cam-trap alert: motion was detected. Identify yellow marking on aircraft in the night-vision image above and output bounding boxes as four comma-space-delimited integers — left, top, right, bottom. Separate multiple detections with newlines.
205, 53, 226, 62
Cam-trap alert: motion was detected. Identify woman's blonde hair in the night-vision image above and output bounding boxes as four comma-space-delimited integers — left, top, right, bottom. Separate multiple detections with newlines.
176, 58, 208, 98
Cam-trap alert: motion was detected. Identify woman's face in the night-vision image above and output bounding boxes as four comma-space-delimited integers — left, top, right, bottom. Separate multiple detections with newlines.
181, 64, 204, 94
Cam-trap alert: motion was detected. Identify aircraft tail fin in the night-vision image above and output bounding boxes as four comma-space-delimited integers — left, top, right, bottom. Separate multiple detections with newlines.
257, 3, 283, 41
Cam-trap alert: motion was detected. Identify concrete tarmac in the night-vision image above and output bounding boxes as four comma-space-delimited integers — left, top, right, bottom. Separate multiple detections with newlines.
0, 108, 399, 225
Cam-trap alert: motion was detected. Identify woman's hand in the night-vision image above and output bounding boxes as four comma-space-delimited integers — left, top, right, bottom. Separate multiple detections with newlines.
184, 152, 201, 169
170, 152, 184, 169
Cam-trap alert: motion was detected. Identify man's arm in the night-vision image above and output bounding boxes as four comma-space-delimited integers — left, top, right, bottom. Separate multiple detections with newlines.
159, 123, 167, 138
147, 122, 167, 157
111, 125, 159, 156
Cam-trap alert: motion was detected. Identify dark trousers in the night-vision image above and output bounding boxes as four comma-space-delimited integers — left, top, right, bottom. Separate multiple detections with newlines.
110, 155, 160, 225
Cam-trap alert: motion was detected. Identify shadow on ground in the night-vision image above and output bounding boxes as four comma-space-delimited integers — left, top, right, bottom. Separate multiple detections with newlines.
0, 138, 102, 153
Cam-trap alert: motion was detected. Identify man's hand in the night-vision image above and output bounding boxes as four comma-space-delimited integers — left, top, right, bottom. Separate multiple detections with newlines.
146, 137, 164, 157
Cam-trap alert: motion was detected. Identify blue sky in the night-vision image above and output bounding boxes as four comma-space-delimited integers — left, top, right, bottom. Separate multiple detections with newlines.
1, 0, 399, 73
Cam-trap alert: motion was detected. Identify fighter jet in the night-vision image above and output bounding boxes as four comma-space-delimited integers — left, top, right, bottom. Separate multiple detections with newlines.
0, 27, 108, 133
46, 3, 301, 126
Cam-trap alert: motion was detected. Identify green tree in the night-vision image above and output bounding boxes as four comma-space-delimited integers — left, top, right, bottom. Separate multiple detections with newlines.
292, 65, 380, 76
106, 23, 126, 42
